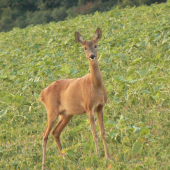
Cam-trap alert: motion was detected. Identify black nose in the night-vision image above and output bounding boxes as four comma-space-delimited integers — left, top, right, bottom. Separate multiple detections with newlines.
90, 54, 96, 60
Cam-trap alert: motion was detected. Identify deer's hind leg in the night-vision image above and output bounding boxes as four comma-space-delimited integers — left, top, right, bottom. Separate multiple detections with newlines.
52, 114, 73, 157
42, 108, 59, 170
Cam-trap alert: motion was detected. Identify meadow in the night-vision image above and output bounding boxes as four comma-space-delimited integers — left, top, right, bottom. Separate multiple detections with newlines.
0, 2, 170, 170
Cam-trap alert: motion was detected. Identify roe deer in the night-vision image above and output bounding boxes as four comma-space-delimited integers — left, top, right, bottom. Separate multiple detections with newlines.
40, 28, 110, 169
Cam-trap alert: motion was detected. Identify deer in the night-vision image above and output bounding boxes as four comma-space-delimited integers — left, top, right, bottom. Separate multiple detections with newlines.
40, 27, 110, 169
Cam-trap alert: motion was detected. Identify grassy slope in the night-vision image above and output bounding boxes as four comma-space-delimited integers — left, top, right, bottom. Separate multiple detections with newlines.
0, 2, 170, 170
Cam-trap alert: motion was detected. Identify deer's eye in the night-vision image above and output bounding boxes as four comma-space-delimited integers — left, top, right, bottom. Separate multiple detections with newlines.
84, 47, 87, 50
94, 45, 97, 48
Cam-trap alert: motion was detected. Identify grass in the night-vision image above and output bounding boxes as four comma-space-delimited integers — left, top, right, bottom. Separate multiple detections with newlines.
0, 2, 170, 170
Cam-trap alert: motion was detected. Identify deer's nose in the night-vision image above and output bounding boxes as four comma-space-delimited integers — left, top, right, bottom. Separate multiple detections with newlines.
90, 54, 96, 60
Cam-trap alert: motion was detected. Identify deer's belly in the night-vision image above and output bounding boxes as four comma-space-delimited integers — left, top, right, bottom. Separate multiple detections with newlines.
59, 98, 86, 115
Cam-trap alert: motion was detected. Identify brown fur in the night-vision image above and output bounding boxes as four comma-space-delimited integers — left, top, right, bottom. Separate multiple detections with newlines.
41, 28, 110, 170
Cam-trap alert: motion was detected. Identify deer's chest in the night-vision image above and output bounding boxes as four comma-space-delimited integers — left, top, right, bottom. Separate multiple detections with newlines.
86, 86, 106, 110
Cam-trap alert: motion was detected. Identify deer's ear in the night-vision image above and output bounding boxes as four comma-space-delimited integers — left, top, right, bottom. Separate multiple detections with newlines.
75, 32, 86, 45
93, 27, 102, 43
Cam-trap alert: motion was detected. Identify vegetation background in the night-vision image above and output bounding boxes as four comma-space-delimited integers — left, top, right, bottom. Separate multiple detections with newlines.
0, 0, 170, 170
0, 0, 167, 32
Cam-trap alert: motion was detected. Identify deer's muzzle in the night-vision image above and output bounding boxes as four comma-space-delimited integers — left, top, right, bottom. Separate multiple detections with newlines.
90, 54, 96, 60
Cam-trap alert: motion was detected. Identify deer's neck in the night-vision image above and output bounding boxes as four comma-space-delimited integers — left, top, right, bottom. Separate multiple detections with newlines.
89, 60, 103, 87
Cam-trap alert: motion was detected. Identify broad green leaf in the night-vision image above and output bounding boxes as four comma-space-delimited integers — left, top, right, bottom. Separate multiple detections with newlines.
0, 150, 3, 157
140, 127, 150, 136
120, 54, 127, 60
154, 85, 163, 92
22, 101, 31, 106
112, 50, 118, 54
151, 92, 160, 101
72, 125, 84, 133
45, 60, 54, 65
149, 64, 155, 71
2, 94, 13, 103
104, 58, 110, 63
130, 58, 141, 65
142, 90, 151, 94
106, 120, 116, 128
132, 141, 142, 154
141, 115, 145, 122
105, 67, 111, 73
103, 113, 108, 122
106, 84, 112, 92
127, 66, 135, 75
133, 126, 140, 134
115, 135, 121, 143
112, 65, 117, 69
14, 95, 25, 102
0, 110, 7, 118
156, 53, 161, 60
61, 65, 70, 74
70, 69, 78, 75
114, 75, 123, 81
109, 132, 117, 138
114, 97, 120, 103
130, 79, 138, 84
138, 70, 147, 77
34, 92, 39, 98
107, 120, 117, 125
49, 77, 55, 81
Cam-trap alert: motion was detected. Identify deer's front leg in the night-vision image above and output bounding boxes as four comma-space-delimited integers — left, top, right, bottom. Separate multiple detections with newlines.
97, 110, 110, 159
88, 111, 99, 156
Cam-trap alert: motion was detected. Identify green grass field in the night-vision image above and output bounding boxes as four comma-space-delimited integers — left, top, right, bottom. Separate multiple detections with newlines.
0, 2, 170, 170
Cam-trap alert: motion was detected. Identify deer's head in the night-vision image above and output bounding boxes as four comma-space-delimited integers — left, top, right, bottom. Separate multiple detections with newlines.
75, 28, 102, 61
